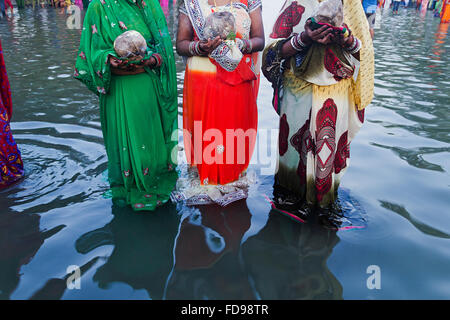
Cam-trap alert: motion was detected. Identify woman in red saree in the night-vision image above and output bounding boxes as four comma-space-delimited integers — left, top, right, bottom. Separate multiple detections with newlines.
0, 39, 24, 189
173, 0, 264, 206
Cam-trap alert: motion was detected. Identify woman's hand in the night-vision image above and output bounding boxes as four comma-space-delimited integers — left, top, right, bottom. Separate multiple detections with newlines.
142, 56, 157, 68
199, 36, 223, 54
303, 19, 334, 45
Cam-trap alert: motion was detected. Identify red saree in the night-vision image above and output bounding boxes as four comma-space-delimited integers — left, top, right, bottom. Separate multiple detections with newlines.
182, 0, 260, 186
0, 40, 24, 189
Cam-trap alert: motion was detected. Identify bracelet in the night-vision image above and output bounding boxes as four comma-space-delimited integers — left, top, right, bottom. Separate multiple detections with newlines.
195, 41, 208, 56
195, 41, 202, 56
188, 41, 196, 56
297, 32, 310, 49
291, 32, 309, 51
344, 35, 356, 50
152, 53, 162, 68
236, 38, 244, 52
345, 36, 361, 55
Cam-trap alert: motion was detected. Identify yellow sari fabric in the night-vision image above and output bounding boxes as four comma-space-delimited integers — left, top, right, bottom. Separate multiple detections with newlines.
343, 0, 374, 110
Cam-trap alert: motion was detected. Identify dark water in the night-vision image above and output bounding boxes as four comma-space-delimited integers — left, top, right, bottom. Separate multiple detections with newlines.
0, 3, 449, 299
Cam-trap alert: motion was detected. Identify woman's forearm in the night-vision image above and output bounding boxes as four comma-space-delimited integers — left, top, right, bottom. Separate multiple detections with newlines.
176, 39, 193, 57
249, 36, 265, 53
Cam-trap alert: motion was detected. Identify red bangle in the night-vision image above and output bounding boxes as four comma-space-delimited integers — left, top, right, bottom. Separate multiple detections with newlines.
196, 42, 208, 55
152, 53, 162, 67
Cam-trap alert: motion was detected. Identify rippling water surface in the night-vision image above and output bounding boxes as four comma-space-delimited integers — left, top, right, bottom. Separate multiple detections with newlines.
0, 2, 449, 300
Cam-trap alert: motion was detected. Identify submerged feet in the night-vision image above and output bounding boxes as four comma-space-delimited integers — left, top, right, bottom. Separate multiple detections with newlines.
272, 184, 346, 229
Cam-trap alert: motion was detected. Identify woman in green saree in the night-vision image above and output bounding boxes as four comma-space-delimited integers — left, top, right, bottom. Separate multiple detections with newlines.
74, 0, 178, 211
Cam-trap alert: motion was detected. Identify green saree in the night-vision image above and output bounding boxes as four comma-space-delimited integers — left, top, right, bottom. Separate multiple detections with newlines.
74, 0, 178, 211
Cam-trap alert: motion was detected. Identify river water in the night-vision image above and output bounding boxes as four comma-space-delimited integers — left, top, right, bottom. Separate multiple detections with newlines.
0, 2, 449, 300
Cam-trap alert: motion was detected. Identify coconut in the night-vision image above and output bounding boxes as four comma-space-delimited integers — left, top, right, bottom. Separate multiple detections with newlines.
313, 0, 344, 27
113, 30, 147, 61
204, 11, 236, 40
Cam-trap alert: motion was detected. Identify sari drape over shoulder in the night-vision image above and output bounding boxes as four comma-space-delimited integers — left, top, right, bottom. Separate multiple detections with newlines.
0, 40, 24, 189
172, 0, 262, 207
74, 0, 178, 211
262, 0, 374, 208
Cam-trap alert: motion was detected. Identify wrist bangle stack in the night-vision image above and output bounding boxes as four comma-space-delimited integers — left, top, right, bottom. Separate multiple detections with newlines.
345, 36, 361, 55
291, 32, 309, 51
152, 53, 162, 68
236, 38, 244, 51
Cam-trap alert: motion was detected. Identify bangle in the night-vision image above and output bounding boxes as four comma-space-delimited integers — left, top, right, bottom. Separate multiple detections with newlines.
188, 41, 196, 56
290, 36, 301, 51
237, 39, 252, 54
344, 35, 356, 49
189, 41, 206, 56
291, 32, 309, 51
244, 39, 253, 54
297, 32, 310, 48
345, 36, 361, 54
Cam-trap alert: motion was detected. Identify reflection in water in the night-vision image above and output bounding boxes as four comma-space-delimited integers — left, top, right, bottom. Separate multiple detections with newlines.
75, 204, 180, 300
165, 201, 255, 299
164, 199, 342, 300
242, 211, 342, 300
371, 142, 448, 172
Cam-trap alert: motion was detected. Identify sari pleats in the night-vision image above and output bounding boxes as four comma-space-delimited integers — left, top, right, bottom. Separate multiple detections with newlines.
100, 73, 177, 210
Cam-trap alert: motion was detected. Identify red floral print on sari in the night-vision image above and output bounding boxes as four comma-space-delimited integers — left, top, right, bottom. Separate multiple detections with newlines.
290, 118, 313, 185
270, 1, 305, 39
334, 131, 349, 174
315, 98, 337, 202
324, 48, 354, 81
